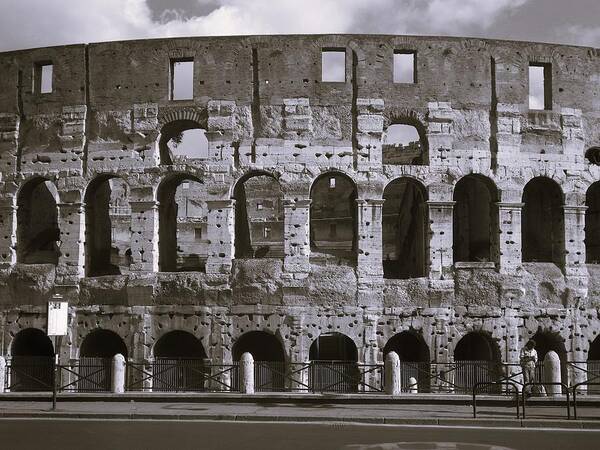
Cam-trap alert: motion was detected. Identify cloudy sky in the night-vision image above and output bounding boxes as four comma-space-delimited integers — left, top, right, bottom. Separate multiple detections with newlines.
0, 0, 598, 52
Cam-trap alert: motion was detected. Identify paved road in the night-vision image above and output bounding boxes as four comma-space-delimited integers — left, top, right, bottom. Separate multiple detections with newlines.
1, 419, 599, 450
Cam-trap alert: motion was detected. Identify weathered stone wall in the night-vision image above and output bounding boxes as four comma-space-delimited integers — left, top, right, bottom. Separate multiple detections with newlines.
1, 35, 600, 382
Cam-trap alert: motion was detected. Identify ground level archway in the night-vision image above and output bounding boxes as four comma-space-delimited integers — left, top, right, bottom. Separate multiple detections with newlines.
309, 333, 359, 392
453, 331, 502, 393
232, 331, 285, 391
10, 328, 54, 392
78, 329, 129, 392
384, 331, 431, 392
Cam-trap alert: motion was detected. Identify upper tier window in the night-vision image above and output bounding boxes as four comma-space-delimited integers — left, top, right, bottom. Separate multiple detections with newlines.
34, 62, 53, 94
529, 63, 552, 110
170, 58, 194, 100
393, 51, 416, 83
321, 49, 346, 82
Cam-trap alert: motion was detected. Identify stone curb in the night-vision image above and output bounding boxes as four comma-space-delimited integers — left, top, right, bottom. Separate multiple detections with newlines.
0, 411, 599, 429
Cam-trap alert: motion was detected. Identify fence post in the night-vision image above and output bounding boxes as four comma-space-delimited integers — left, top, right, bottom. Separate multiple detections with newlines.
240, 352, 254, 394
544, 351, 561, 396
0, 356, 5, 393
408, 376, 418, 393
112, 354, 126, 393
384, 351, 401, 395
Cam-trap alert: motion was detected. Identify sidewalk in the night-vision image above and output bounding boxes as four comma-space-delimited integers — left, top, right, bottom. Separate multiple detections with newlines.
0, 396, 598, 429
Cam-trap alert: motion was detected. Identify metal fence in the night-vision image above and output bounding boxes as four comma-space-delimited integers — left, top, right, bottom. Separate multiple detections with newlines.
5, 356, 54, 392
308, 361, 383, 393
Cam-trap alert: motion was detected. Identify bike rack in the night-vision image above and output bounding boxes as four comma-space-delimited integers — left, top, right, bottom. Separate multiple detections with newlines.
521, 382, 571, 420
472, 380, 521, 419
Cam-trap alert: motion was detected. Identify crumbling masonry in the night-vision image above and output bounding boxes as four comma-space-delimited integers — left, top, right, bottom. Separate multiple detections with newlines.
1, 34, 600, 388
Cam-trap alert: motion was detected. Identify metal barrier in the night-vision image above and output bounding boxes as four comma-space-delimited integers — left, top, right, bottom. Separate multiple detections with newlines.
472, 380, 521, 419
58, 358, 112, 392
521, 382, 571, 419
4, 356, 54, 392
308, 362, 383, 393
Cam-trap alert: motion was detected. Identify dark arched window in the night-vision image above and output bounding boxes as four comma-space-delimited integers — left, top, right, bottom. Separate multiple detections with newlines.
159, 120, 208, 165
585, 182, 600, 263
453, 331, 502, 393
382, 121, 428, 165
17, 178, 60, 264
309, 333, 358, 393
383, 331, 430, 392
310, 173, 357, 261
158, 175, 206, 272
85, 176, 131, 276
10, 328, 54, 391
383, 178, 427, 278
522, 177, 564, 264
232, 331, 285, 391
453, 175, 499, 263
233, 173, 284, 259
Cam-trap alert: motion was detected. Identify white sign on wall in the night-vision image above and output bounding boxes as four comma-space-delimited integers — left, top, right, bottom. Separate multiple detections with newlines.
47, 301, 68, 336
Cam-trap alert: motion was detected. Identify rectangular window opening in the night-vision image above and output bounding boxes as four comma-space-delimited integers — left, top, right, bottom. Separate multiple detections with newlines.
34, 62, 53, 94
329, 177, 336, 189
321, 49, 346, 83
329, 223, 337, 238
257, 202, 263, 210
529, 63, 552, 110
170, 58, 194, 100
393, 51, 416, 83
194, 228, 202, 242
263, 226, 271, 239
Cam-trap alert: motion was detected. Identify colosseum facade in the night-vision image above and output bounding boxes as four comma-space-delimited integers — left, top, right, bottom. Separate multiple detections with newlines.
1, 34, 600, 391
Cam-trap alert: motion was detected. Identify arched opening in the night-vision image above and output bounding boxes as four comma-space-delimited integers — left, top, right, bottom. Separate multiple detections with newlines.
158, 175, 206, 272
588, 335, 600, 392
383, 331, 430, 392
382, 178, 427, 279
232, 331, 285, 391
453, 175, 499, 263
453, 331, 502, 393
586, 182, 600, 263
233, 173, 284, 259
159, 120, 208, 165
531, 329, 568, 386
153, 330, 207, 392
522, 177, 564, 264
85, 176, 131, 276
17, 178, 60, 264
10, 328, 54, 391
310, 173, 357, 262
79, 329, 128, 392
309, 332, 358, 392
382, 121, 428, 165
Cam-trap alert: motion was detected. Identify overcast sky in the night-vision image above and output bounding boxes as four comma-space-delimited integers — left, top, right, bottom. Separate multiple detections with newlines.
0, 0, 598, 52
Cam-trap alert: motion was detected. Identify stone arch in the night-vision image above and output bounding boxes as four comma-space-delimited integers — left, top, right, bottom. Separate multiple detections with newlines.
152, 330, 207, 392
309, 171, 358, 261
383, 111, 429, 165
531, 328, 568, 384
157, 173, 205, 272
383, 330, 431, 392
453, 174, 499, 264
453, 330, 502, 393
309, 332, 357, 361
232, 330, 285, 392
382, 177, 428, 279
10, 328, 54, 391
232, 171, 284, 259
84, 174, 132, 276
16, 177, 60, 264
586, 181, 600, 263
157, 109, 208, 165
522, 176, 564, 264
79, 328, 128, 359
309, 332, 359, 392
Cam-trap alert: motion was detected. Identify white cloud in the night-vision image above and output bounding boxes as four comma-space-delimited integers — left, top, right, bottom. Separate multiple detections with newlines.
560, 25, 600, 47
0, 0, 530, 52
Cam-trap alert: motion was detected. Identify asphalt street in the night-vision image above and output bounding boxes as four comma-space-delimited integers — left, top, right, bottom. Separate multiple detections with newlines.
1, 418, 599, 450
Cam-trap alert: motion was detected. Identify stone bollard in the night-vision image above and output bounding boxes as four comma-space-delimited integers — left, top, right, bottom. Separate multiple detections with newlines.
544, 351, 562, 396
0, 356, 5, 393
112, 353, 126, 394
384, 351, 401, 395
408, 376, 418, 393
240, 352, 254, 394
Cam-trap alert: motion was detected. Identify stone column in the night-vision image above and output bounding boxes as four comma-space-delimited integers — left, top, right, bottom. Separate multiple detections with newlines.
427, 201, 455, 280
0, 355, 5, 393
356, 199, 384, 281
112, 353, 126, 393
563, 205, 587, 275
544, 351, 562, 396
283, 198, 310, 274
239, 352, 255, 394
129, 200, 159, 272
205, 200, 235, 274
0, 200, 16, 268
384, 351, 401, 395
57, 201, 85, 281
497, 202, 524, 274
